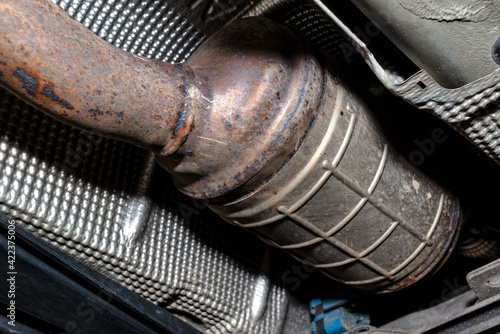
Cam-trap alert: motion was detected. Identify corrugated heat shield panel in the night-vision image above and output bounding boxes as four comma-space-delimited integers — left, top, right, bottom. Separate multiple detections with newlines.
0, 0, 297, 332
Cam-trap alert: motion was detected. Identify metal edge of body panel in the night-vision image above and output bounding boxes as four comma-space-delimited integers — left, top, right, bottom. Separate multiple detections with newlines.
313, 0, 500, 165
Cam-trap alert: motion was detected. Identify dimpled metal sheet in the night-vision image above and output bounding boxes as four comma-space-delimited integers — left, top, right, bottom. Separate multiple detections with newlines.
0, 0, 292, 332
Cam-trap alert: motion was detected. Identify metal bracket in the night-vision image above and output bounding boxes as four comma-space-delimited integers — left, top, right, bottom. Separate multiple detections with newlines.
467, 258, 500, 301
313, 0, 500, 164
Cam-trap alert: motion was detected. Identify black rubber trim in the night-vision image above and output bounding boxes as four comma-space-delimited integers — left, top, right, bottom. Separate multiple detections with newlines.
0, 216, 202, 334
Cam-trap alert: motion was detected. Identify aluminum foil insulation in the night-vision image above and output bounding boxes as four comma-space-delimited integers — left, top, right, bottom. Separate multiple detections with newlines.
0, 0, 294, 332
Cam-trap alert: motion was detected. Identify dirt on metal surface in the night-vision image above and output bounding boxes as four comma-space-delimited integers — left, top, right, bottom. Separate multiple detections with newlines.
0, 0, 322, 199
0, 0, 462, 292
160, 17, 325, 198
0, 0, 206, 154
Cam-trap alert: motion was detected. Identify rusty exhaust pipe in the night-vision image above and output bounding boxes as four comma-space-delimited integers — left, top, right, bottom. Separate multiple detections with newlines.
0, 0, 461, 292
0, 0, 209, 155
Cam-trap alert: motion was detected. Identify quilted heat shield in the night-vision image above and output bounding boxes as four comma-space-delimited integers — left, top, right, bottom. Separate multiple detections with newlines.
0, 0, 294, 332
0, 0, 370, 332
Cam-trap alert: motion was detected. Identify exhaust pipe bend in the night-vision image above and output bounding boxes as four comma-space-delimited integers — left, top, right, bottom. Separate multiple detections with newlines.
0, 0, 461, 292
0, 0, 209, 155
0, 0, 319, 199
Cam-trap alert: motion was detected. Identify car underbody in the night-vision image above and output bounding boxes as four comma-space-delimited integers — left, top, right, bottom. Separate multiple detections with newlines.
1, 0, 500, 333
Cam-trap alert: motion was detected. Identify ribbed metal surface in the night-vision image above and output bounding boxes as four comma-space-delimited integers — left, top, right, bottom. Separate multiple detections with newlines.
5, 0, 483, 330
465, 110, 500, 159
248, 0, 351, 59
0, 1, 291, 333
209, 72, 460, 293
310, 0, 500, 168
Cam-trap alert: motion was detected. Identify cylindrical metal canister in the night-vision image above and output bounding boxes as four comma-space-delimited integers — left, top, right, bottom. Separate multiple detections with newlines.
0, 1, 461, 292
208, 69, 461, 293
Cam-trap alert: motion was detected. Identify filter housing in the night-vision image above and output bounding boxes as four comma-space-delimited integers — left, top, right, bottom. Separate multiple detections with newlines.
207, 64, 461, 293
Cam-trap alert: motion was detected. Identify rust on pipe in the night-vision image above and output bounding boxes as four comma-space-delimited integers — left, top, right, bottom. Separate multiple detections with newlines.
0, 0, 320, 199
0, 0, 461, 293
0, 0, 209, 154
163, 17, 324, 198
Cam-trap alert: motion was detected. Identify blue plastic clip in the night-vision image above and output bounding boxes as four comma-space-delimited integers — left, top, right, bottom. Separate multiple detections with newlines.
310, 289, 369, 334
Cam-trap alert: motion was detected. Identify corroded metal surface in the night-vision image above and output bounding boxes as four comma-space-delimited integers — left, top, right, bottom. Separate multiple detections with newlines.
0, 0, 461, 292
0, 0, 206, 154
0, 0, 322, 199
0, 0, 293, 332
209, 71, 461, 293
160, 18, 325, 198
